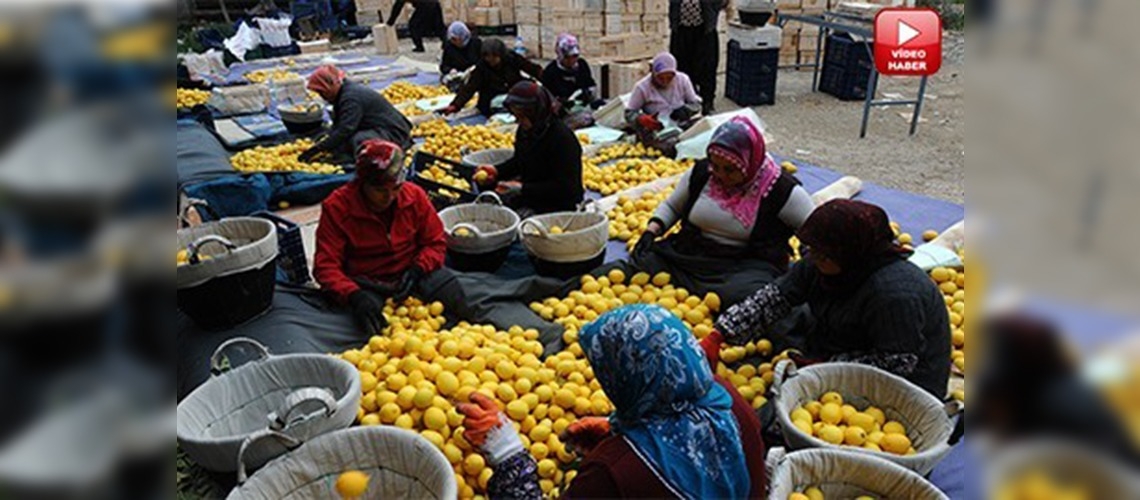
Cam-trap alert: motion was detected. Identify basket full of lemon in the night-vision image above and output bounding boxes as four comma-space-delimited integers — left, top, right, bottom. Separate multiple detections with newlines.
768, 448, 948, 500
437, 192, 520, 273
518, 209, 609, 279
773, 362, 960, 476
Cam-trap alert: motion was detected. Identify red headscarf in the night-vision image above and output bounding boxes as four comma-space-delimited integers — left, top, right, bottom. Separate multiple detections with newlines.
355, 139, 406, 186
306, 65, 346, 98
704, 116, 780, 229
797, 199, 908, 292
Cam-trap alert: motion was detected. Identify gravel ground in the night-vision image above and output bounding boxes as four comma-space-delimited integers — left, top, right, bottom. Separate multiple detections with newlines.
400, 31, 964, 203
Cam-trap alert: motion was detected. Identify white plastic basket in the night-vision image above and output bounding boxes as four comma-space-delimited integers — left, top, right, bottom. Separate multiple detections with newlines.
228, 427, 457, 500
176, 338, 362, 473
767, 447, 949, 500
518, 207, 609, 263
461, 148, 515, 167
772, 361, 960, 476
437, 192, 520, 254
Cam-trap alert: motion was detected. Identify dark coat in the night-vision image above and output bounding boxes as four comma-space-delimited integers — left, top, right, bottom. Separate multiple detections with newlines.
496, 119, 584, 214
314, 80, 412, 154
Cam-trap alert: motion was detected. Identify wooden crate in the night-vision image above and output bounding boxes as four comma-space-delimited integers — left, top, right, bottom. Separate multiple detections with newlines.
470, 7, 502, 25
640, 14, 667, 35
604, 13, 624, 34
582, 12, 605, 33
599, 32, 657, 60
605, 59, 650, 96
516, 6, 541, 24
546, 9, 586, 33
372, 24, 399, 54
642, 0, 666, 14
623, 0, 643, 14
604, 0, 622, 12
518, 24, 544, 57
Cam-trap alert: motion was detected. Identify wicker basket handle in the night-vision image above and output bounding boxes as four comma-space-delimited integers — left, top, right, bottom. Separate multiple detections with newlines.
236, 429, 301, 484
944, 400, 964, 417
268, 387, 337, 431
187, 234, 237, 264
450, 222, 485, 238
578, 199, 601, 213
474, 191, 503, 205
770, 359, 798, 398
210, 337, 271, 376
518, 218, 550, 239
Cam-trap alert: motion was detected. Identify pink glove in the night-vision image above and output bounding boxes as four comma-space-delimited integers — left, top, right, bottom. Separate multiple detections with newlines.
441, 104, 459, 115
636, 114, 663, 132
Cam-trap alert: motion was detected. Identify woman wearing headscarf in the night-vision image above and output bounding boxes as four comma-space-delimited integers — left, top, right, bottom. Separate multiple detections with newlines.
458, 304, 767, 499
624, 52, 702, 137
442, 38, 543, 117
386, 0, 445, 53
472, 81, 583, 216
439, 22, 482, 90
703, 199, 952, 398
541, 33, 601, 129
615, 116, 814, 309
298, 65, 412, 163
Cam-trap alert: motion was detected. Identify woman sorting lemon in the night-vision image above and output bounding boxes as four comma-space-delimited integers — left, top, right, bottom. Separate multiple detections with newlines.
597, 116, 814, 310
472, 82, 584, 218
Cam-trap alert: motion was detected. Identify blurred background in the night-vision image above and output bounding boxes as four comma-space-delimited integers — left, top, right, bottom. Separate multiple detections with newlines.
970, 0, 1140, 497
0, 4, 171, 499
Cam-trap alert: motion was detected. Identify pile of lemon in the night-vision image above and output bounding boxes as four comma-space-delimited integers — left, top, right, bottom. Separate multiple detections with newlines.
1101, 364, 1140, 448
590, 143, 661, 163
788, 392, 917, 456
412, 118, 451, 138
930, 263, 966, 381
584, 157, 695, 196
244, 68, 302, 84
175, 88, 211, 109
606, 187, 679, 250
230, 139, 344, 175
381, 81, 451, 105
418, 124, 514, 162
341, 297, 608, 499
993, 469, 1090, 500
420, 162, 472, 192
576, 133, 591, 145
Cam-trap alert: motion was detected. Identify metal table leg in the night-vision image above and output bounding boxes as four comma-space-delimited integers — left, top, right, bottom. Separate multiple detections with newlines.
860, 68, 879, 138
812, 28, 825, 91
910, 75, 928, 135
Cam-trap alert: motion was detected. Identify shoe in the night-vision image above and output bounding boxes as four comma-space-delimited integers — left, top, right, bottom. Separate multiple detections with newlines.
412, 46, 426, 53
702, 104, 715, 116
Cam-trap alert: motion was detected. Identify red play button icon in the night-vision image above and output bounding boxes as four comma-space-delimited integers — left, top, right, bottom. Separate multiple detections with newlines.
874, 9, 941, 76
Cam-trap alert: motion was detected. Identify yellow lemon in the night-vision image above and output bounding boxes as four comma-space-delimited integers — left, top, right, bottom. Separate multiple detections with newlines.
819, 403, 843, 425
506, 400, 530, 421
378, 402, 401, 424
421, 429, 445, 448
881, 433, 912, 454
847, 412, 876, 432
396, 386, 417, 410
537, 459, 557, 478
413, 388, 435, 409
793, 419, 813, 436
463, 453, 485, 475
820, 391, 843, 406
804, 487, 824, 500
882, 421, 906, 435
394, 414, 414, 429
804, 401, 823, 420
844, 426, 867, 446
865, 406, 886, 425
335, 470, 369, 498
818, 424, 844, 444
864, 442, 882, 452
359, 413, 380, 426
791, 407, 813, 424
436, 371, 460, 396
607, 269, 626, 284
424, 407, 447, 431
789, 493, 810, 500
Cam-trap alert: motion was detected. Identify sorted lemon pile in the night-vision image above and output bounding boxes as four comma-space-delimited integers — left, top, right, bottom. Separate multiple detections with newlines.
930, 263, 966, 379
412, 118, 451, 138
340, 298, 609, 499
418, 123, 514, 162
590, 142, 661, 163
606, 187, 680, 250
419, 161, 472, 192
230, 139, 344, 175
381, 81, 451, 105
244, 68, 302, 84
788, 392, 917, 455
175, 88, 211, 109
993, 469, 1090, 500
788, 487, 876, 500
584, 157, 695, 195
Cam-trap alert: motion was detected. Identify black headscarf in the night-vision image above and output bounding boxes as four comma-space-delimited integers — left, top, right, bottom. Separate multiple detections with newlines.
503, 80, 559, 135
797, 199, 909, 293
480, 38, 507, 65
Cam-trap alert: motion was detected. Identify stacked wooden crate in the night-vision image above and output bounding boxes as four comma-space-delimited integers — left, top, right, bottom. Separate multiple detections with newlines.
775, 0, 913, 68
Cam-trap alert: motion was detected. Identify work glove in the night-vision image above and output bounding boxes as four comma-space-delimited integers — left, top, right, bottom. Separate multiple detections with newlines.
561, 417, 612, 455
457, 392, 526, 465
474, 165, 498, 187
393, 266, 425, 302
348, 289, 388, 335
636, 113, 663, 132
670, 106, 695, 123
297, 147, 319, 163
631, 218, 663, 263
441, 104, 459, 116
699, 329, 725, 367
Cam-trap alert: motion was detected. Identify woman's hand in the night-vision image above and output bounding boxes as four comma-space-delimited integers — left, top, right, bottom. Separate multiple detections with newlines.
457, 392, 526, 465
441, 104, 459, 116
636, 114, 663, 132
561, 417, 611, 455
474, 165, 498, 187
632, 219, 663, 262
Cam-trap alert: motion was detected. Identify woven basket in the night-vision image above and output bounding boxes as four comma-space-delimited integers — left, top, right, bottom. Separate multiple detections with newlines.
773, 361, 959, 476
177, 217, 279, 329
767, 447, 948, 500
518, 208, 609, 263
437, 192, 519, 254
228, 427, 457, 500
461, 148, 514, 167
176, 338, 361, 473
985, 440, 1140, 499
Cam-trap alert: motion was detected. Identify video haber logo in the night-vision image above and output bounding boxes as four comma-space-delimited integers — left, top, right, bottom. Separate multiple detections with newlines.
874, 9, 941, 76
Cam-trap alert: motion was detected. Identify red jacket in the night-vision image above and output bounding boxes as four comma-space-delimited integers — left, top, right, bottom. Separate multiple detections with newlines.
313, 180, 447, 302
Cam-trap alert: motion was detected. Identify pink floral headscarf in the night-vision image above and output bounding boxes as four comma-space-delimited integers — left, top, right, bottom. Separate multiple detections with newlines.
705, 116, 780, 229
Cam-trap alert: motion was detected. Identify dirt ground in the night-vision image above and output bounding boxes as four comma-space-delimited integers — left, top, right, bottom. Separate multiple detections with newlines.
399, 32, 965, 204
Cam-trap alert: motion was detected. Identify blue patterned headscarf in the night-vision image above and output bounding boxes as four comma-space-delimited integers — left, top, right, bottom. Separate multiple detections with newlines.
580, 304, 749, 500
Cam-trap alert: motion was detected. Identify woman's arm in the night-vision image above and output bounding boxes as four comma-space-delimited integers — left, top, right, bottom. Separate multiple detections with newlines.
449, 68, 481, 109
715, 261, 813, 345
487, 452, 543, 500
832, 291, 927, 377
680, 74, 702, 105
777, 185, 815, 229
314, 97, 363, 153
312, 202, 360, 302
624, 85, 647, 124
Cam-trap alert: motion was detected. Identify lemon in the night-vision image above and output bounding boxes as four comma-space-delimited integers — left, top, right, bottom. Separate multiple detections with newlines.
844, 426, 867, 445
820, 391, 843, 406
396, 386, 417, 410
818, 424, 844, 444
554, 389, 576, 409
444, 443, 463, 464
531, 442, 550, 460
413, 387, 435, 409
529, 424, 552, 443
865, 406, 886, 425
506, 399, 530, 421
864, 442, 882, 452
463, 453, 485, 475
335, 470, 369, 498
819, 403, 843, 425
394, 414, 414, 429
847, 412, 876, 432
793, 419, 813, 436
607, 269, 626, 284
804, 401, 823, 420
789, 493, 810, 500
424, 407, 447, 431
791, 407, 813, 424
537, 458, 557, 478
867, 431, 884, 444
378, 402, 401, 424
359, 413, 380, 426
421, 429, 445, 448
434, 371, 459, 396
882, 421, 906, 435
881, 433, 912, 454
